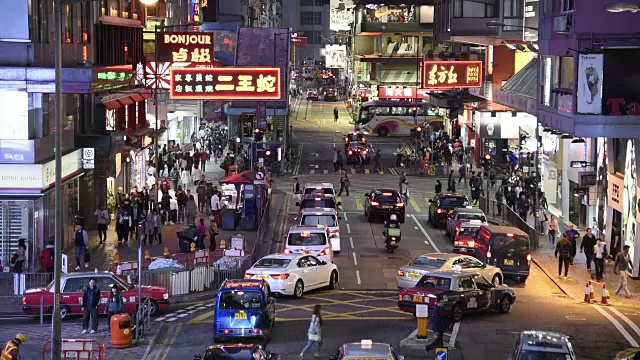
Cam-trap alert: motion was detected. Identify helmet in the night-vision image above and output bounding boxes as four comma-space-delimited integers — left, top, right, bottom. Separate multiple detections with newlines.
389, 214, 397, 221
15, 333, 25, 343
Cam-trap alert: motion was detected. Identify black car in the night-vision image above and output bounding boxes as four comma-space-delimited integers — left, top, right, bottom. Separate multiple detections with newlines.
297, 194, 341, 216
345, 142, 371, 164
194, 344, 278, 360
428, 193, 470, 228
324, 89, 338, 101
364, 189, 405, 223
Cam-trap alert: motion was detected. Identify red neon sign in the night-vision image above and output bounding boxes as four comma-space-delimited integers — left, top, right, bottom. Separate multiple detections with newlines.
420, 61, 483, 89
169, 67, 282, 100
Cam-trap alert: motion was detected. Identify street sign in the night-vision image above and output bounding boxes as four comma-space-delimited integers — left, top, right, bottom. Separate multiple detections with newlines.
435, 348, 448, 360
82, 148, 95, 160
254, 171, 266, 184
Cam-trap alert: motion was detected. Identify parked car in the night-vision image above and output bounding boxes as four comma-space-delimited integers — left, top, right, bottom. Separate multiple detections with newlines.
22, 271, 169, 320
329, 340, 404, 360
397, 271, 516, 321
244, 253, 339, 298
194, 344, 279, 360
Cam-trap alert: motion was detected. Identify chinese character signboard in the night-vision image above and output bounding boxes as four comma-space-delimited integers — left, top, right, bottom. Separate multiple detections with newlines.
378, 86, 431, 99
170, 67, 281, 100
421, 61, 483, 90
92, 66, 132, 92
156, 32, 214, 63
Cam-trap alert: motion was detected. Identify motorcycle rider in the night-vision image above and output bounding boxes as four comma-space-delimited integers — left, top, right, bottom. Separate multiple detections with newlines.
385, 214, 401, 229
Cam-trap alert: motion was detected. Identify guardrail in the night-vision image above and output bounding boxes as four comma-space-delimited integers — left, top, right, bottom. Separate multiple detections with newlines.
478, 195, 539, 251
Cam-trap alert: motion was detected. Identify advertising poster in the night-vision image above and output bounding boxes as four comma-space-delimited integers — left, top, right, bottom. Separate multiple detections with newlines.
330, 0, 354, 31
576, 54, 604, 114
325, 45, 348, 69
622, 140, 637, 274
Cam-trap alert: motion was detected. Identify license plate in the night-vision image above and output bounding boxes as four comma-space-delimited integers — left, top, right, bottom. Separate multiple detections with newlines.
412, 295, 423, 302
235, 312, 247, 319
255, 275, 269, 279
382, 205, 393, 209
390, 241, 397, 245
408, 272, 421, 278
303, 251, 313, 255
504, 259, 514, 265
458, 248, 467, 253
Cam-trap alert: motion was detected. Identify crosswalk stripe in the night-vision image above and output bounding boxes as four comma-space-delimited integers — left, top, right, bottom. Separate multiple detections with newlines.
355, 198, 364, 211
324, 169, 328, 174
378, 169, 384, 174
336, 196, 342, 203
409, 197, 421, 213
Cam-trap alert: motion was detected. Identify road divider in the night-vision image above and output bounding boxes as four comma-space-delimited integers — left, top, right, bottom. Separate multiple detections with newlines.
356, 270, 361, 285
353, 252, 358, 266
412, 215, 441, 253
346, 224, 351, 234
349, 237, 354, 249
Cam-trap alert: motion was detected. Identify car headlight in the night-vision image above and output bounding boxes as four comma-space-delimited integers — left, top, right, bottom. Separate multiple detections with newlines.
163, 292, 169, 300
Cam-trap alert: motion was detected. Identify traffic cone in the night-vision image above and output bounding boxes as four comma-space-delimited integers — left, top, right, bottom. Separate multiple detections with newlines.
589, 282, 595, 301
584, 283, 591, 303
601, 284, 609, 305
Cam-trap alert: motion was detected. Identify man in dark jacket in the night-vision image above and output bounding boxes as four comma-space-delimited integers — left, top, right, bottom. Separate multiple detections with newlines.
82, 278, 101, 334
555, 235, 573, 279
580, 228, 597, 271
425, 303, 452, 352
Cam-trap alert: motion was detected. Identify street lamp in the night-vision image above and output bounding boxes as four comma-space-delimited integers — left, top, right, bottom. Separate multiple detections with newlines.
52, 1, 157, 358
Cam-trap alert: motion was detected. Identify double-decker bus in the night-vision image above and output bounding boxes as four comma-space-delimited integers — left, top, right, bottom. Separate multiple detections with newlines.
356, 100, 445, 136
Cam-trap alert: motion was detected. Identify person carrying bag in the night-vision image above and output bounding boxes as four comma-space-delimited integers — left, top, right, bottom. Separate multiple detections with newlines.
106, 285, 124, 334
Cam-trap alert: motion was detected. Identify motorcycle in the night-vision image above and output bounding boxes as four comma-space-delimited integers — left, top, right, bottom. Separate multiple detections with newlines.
382, 227, 402, 253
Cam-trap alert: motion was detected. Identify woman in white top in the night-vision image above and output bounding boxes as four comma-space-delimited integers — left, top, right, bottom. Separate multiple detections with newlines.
299, 304, 323, 359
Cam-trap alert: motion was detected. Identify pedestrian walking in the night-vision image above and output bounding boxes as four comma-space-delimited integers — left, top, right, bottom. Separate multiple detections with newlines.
495, 189, 504, 216
106, 285, 124, 334
516, 194, 529, 221
593, 238, 607, 281
337, 171, 350, 196
299, 305, 323, 359
81, 278, 101, 334
372, 150, 381, 173
74, 225, 89, 270
435, 180, 442, 194
116, 210, 132, 245
548, 215, 558, 246
333, 107, 339, 122
197, 218, 207, 250
180, 168, 190, 190
185, 195, 198, 224
332, 150, 339, 172
94, 204, 110, 243
425, 302, 452, 352
152, 210, 163, 244
1, 334, 25, 360
614, 245, 633, 298
580, 228, 597, 272
458, 163, 467, 184
209, 216, 219, 250
555, 234, 572, 279
565, 224, 580, 265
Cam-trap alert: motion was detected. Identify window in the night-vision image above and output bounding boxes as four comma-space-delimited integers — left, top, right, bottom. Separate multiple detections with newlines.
287, 232, 327, 246
614, 139, 626, 174
219, 291, 262, 310
540, 56, 558, 107
559, 56, 574, 89
301, 215, 337, 227
301, 0, 325, 6
391, 107, 409, 116
307, 31, 323, 44
453, 0, 496, 18
409, 257, 446, 269
306, 256, 321, 266
255, 258, 291, 268
63, 278, 89, 293
30, 0, 50, 43
301, 11, 322, 25
503, 0, 523, 17
458, 277, 475, 290
561, 0, 575, 12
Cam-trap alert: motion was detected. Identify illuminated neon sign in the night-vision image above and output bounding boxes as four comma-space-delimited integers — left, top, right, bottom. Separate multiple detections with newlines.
169, 67, 281, 100
156, 32, 214, 63
420, 61, 483, 89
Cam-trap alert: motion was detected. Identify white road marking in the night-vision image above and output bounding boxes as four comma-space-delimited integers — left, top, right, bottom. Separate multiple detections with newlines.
349, 237, 354, 248
166, 317, 178, 322
592, 305, 639, 347
412, 215, 441, 253
177, 313, 189, 318
353, 252, 358, 266
346, 224, 351, 234
187, 310, 197, 314
449, 322, 460, 348
154, 318, 165, 322
343, 213, 348, 221
356, 270, 361, 284
610, 307, 640, 339
197, 306, 207, 310
414, 226, 419, 230
164, 313, 177, 317
424, 241, 430, 245
175, 309, 186, 313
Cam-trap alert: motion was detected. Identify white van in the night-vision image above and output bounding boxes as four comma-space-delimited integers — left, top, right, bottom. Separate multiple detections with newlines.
298, 208, 341, 254
284, 225, 333, 263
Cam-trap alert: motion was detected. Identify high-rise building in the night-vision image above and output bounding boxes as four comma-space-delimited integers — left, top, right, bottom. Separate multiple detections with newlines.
282, 0, 331, 68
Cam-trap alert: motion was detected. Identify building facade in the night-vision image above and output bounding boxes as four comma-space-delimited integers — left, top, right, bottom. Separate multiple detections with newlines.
283, 0, 331, 67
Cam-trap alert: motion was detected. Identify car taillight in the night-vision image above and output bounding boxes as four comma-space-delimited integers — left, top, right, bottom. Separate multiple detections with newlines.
436, 208, 443, 213
397, 269, 405, 277
244, 273, 254, 279
370, 201, 380, 206
250, 329, 261, 334
487, 251, 492, 258
271, 274, 290, 280
396, 202, 404, 207
348, 150, 353, 155
318, 247, 330, 256
527, 254, 532, 261
454, 241, 463, 246
284, 248, 292, 254
398, 294, 403, 301
222, 330, 232, 334
468, 240, 475, 248
21, 296, 26, 304
364, 149, 368, 153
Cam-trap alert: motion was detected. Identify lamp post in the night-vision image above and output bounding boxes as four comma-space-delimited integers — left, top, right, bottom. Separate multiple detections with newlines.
52, 1, 158, 358
486, 21, 542, 243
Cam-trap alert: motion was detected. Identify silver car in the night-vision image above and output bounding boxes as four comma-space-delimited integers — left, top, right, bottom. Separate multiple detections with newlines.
509, 331, 576, 360
396, 253, 503, 289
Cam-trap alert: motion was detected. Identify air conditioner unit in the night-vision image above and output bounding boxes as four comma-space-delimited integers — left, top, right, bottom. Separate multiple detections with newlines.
553, 13, 572, 34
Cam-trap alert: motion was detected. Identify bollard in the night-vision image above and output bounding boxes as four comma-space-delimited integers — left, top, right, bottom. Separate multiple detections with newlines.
416, 304, 429, 339
190, 242, 197, 252
601, 284, 609, 305
144, 249, 151, 261
589, 282, 595, 301
583, 283, 591, 303
219, 239, 227, 249
163, 247, 170, 257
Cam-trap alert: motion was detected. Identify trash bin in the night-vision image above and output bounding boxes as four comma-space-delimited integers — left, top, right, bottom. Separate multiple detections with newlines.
110, 313, 132, 349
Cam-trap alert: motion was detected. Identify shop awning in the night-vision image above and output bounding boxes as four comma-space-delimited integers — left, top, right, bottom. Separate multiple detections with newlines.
500, 58, 538, 99
380, 70, 418, 85
220, 170, 256, 184
102, 90, 152, 109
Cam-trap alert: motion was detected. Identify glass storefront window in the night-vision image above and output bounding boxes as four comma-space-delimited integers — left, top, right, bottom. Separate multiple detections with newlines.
364, 5, 416, 23
613, 138, 626, 174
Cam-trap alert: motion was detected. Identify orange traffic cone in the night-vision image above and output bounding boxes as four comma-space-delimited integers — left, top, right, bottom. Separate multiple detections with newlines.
584, 283, 591, 303
601, 284, 609, 305
589, 282, 595, 301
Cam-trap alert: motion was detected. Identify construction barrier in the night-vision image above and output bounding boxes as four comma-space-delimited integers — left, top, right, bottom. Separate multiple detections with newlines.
42, 339, 106, 360
584, 280, 609, 306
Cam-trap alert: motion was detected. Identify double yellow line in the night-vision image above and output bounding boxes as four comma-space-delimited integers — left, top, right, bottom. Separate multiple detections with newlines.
148, 323, 184, 360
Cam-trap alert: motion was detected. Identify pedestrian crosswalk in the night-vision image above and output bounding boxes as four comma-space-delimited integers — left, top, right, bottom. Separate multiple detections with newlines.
298, 166, 407, 176
154, 302, 215, 322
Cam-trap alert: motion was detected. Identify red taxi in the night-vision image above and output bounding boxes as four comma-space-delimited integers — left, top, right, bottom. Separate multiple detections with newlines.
22, 271, 170, 320
452, 220, 483, 255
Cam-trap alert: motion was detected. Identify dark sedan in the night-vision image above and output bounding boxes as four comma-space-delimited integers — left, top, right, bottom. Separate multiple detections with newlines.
364, 189, 405, 223
428, 193, 470, 228
345, 142, 371, 164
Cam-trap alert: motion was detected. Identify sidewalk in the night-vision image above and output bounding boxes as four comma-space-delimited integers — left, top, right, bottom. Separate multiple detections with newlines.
485, 199, 640, 309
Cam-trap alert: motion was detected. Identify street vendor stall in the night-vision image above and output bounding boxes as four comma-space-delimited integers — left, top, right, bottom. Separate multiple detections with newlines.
219, 170, 267, 230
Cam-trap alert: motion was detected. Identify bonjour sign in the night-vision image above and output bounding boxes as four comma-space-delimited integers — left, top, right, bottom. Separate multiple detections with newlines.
156, 32, 214, 63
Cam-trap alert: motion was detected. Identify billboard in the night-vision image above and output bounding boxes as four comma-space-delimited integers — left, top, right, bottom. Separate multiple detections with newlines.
325, 45, 347, 69
156, 32, 214, 63
421, 61, 483, 90
576, 54, 604, 114
602, 49, 640, 116
169, 67, 281, 100
330, 0, 354, 31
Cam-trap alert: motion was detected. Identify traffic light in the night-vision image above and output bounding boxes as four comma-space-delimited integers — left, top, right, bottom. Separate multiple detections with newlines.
254, 128, 264, 142
265, 149, 272, 157
411, 106, 418, 116
416, 126, 423, 133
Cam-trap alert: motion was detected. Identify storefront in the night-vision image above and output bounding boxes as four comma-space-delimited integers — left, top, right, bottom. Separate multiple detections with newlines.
0, 149, 83, 272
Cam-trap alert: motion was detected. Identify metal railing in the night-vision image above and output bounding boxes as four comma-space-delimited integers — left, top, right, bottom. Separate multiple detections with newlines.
478, 195, 539, 251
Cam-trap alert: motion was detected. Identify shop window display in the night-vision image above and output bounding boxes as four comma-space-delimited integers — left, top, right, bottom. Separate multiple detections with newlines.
364, 5, 416, 23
